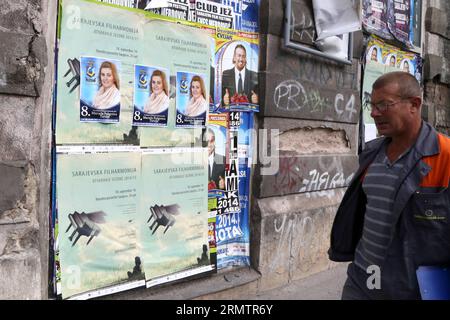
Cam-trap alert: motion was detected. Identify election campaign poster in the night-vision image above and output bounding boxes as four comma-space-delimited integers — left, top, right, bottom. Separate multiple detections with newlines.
96, 0, 139, 8
213, 28, 259, 113
387, 0, 412, 46
362, 36, 422, 142
217, 139, 240, 215
209, 0, 260, 32
363, 0, 421, 48
207, 199, 218, 267
194, 0, 234, 29
206, 113, 228, 193
364, 36, 422, 82
216, 160, 251, 268
215, 112, 252, 268
362, 0, 393, 40
56, 149, 144, 299
104, 0, 260, 33
144, 0, 193, 22
139, 148, 214, 286
133, 64, 170, 127
233, 111, 254, 162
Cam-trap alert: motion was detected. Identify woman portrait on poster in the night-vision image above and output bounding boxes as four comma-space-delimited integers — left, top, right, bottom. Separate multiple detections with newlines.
385, 53, 397, 67
143, 70, 169, 114
368, 45, 379, 63
185, 75, 207, 117
92, 61, 121, 110
402, 59, 412, 74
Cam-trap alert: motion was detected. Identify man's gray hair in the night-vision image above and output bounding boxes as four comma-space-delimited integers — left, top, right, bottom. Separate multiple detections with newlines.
372, 71, 421, 98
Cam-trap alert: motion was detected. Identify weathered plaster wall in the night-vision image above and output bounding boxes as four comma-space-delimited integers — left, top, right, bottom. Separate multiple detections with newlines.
251, 0, 361, 292
0, 0, 56, 299
423, 0, 450, 135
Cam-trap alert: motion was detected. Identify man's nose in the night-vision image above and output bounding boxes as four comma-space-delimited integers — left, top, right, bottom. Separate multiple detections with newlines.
370, 107, 382, 118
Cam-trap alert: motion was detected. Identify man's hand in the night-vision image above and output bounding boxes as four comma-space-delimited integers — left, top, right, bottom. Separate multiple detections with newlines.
251, 90, 258, 104
223, 88, 230, 106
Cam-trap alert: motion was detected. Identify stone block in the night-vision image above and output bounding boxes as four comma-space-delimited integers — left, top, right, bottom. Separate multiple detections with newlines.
0, 96, 35, 162
425, 7, 449, 38
0, 161, 27, 213
260, 71, 360, 123
260, 0, 284, 37
289, 206, 337, 281
0, 31, 46, 97
262, 34, 360, 91
352, 30, 364, 59
0, 251, 41, 299
252, 188, 346, 292
443, 40, 450, 84
0, 0, 41, 35
424, 81, 450, 132
0, 222, 41, 299
423, 54, 446, 81
257, 154, 358, 198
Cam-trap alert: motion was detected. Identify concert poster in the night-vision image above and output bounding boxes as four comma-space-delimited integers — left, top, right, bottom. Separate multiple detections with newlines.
139, 148, 214, 286
56, 150, 143, 299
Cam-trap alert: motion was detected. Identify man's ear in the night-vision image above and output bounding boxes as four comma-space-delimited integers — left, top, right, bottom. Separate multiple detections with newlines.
410, 96, 422, 111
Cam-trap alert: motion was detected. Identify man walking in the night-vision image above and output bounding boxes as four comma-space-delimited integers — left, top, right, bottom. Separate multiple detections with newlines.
329, 71, 450, 299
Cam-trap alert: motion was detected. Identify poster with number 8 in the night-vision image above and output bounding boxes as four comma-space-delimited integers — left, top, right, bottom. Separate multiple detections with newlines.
133, 65, 170, 127
80, 56, 121, 123
175, 71, 208, 128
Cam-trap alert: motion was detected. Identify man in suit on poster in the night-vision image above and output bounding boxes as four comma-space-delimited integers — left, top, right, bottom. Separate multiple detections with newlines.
221, 44, 258, 106
205, 128, 225, 190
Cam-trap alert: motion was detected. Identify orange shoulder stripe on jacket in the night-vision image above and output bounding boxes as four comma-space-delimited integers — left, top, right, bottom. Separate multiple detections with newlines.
420, 133, 450, 188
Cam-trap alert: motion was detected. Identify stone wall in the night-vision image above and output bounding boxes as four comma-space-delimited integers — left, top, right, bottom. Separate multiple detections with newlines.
423, 0, 450, 135
249, 0, 450, 294
0, 0, 56, 299
251, 0, 361, 292
0, 0, 449, 300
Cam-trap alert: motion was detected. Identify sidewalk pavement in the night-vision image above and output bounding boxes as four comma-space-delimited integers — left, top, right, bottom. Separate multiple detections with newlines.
250, 263, 349, 300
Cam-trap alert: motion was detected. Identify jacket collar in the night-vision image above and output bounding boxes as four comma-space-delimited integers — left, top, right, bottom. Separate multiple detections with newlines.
412, 121, 439, 157
362, 120, 439, 159
355, 121, 439, 181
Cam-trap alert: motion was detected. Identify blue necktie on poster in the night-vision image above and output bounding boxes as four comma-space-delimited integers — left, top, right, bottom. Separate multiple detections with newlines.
416, 266, 450, 300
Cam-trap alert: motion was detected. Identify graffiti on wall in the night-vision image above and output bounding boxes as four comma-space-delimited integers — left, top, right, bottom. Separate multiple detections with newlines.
273, 79, 358, 122
270, 156, 355, 196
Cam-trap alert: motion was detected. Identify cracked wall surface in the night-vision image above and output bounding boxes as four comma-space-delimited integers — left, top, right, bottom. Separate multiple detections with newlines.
278, 127, 351, 155
252, 0, 361, 292
0, 0, 55, 299
251, 0, 450, 294
0, 0, 47, 97
423, 0, 450, 134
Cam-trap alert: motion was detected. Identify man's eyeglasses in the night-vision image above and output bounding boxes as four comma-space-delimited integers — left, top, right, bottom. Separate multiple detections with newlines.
369, 99, 408, 112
